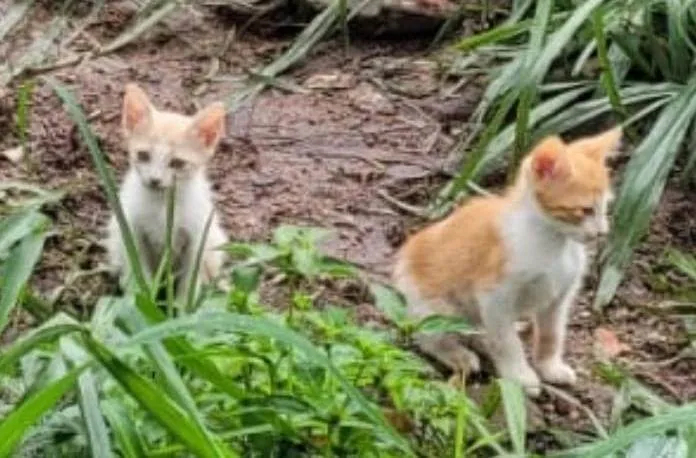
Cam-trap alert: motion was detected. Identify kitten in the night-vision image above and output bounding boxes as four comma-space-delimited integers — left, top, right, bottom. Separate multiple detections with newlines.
106, 83, 228, 303
393, 128, 621, 396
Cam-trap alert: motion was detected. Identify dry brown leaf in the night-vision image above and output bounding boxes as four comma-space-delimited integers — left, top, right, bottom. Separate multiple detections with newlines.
594, 326, 630, 359
382, 408, 416, 434
1, 146, 24, 163
304, 71, 356, 90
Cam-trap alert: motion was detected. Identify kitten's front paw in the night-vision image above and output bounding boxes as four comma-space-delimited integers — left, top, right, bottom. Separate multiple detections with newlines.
502, 365, 542, 397
537, 360, 577, 386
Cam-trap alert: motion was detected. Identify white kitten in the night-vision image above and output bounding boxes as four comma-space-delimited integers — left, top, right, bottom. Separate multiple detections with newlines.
106, 84, 228, 304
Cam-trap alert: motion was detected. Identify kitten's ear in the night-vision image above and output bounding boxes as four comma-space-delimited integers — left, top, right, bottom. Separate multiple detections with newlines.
530, 136, 569, 181
122, 84, 154, 134
188, 102, 226, 154
575, 126, 622, 161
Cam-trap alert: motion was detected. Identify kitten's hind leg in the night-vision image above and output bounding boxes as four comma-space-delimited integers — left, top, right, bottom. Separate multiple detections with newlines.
175, 221, 226, 307
415, 333, 481, 386
395, 269, 480, 386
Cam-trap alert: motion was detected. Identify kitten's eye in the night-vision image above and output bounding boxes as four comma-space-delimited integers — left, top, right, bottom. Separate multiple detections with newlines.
136, 150, 150, 162
169, 158, 186, 170
582, 207, 595, 217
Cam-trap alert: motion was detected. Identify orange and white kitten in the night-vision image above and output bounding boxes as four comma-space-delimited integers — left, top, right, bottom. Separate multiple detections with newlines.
394, 128, 621, 396
107, 84, 228, 303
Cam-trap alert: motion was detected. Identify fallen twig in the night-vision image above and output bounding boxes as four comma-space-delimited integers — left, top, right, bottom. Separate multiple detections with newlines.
543, 384, 609, 439
376, 189, 426, 217
632, 369, 684, 402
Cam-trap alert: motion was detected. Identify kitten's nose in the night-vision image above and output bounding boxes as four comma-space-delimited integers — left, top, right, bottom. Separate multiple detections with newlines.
148, 178, 162, 189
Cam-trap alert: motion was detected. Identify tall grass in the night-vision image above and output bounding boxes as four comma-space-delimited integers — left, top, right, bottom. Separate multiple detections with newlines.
443, 0, 696, 308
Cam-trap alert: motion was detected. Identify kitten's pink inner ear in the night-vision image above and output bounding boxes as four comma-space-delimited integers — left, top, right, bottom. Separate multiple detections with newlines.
122, 84, 152, 133
192, 103, 226, 150
531, 136, 566, 181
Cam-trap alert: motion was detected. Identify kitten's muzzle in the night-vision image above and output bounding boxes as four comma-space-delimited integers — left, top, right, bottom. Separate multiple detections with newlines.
147, 178, 163, 189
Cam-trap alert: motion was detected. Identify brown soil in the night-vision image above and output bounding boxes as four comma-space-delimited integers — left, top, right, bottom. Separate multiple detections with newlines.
1, 0, 695, 444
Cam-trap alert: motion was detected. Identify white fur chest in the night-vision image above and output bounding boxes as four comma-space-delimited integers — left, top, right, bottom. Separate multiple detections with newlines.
499, 200, 587, 313
119, 169, 215, 251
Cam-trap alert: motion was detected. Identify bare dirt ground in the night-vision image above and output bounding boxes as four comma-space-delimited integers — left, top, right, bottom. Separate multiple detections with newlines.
1, 0, 696, 443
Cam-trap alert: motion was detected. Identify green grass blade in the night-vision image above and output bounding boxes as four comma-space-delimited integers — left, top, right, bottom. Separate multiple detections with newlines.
536, 84, 678, 135
0, 0, 36, 42
118, 306, 225, 430
81, 335, 236, 458
596, 77, 696, 307
77, 369, 113, 458
440, 89, 517, 207
454, 19, 534, 51
0, 366, 84, 457
572, 39, 597, 77
667, 249, 696, 282
370, 283, 406, 324
0, 209, 47, 254
0, 224, 48, 333
16, 79, 35, 153
102, 400, 146, 458
58, 337, 113, 457
530, 0, 604, 78
645, 13, 671, 79
0, 317, 83, 373
0, 1, 75, 86
185, 210, 215, 311
593, 9, 626, 120
121, 294, 246, 402
474, 56, 524, 121
101, 0, 180, 54
225, 0, 370, 111
498, 379, 526, 454
510, 0, 552, 168
607, 42, 633, 85
556, 405, 696, 458
125, 310, 413, 453
454, 392, 468, 458
151, 184, 176, 308
0, 181, 64, 209
509, 0, 534, 21
625, 436, 687, 458
44, 77, 148, 292
612, 32, 653, 77
666, 0, 690, 82
110, 298, 237, 455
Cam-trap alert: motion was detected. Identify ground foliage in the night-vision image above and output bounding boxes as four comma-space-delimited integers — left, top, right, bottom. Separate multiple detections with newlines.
2, 0, 696, 457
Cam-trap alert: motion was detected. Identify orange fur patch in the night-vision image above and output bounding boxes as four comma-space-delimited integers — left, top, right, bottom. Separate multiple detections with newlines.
399, 195, 508, 308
